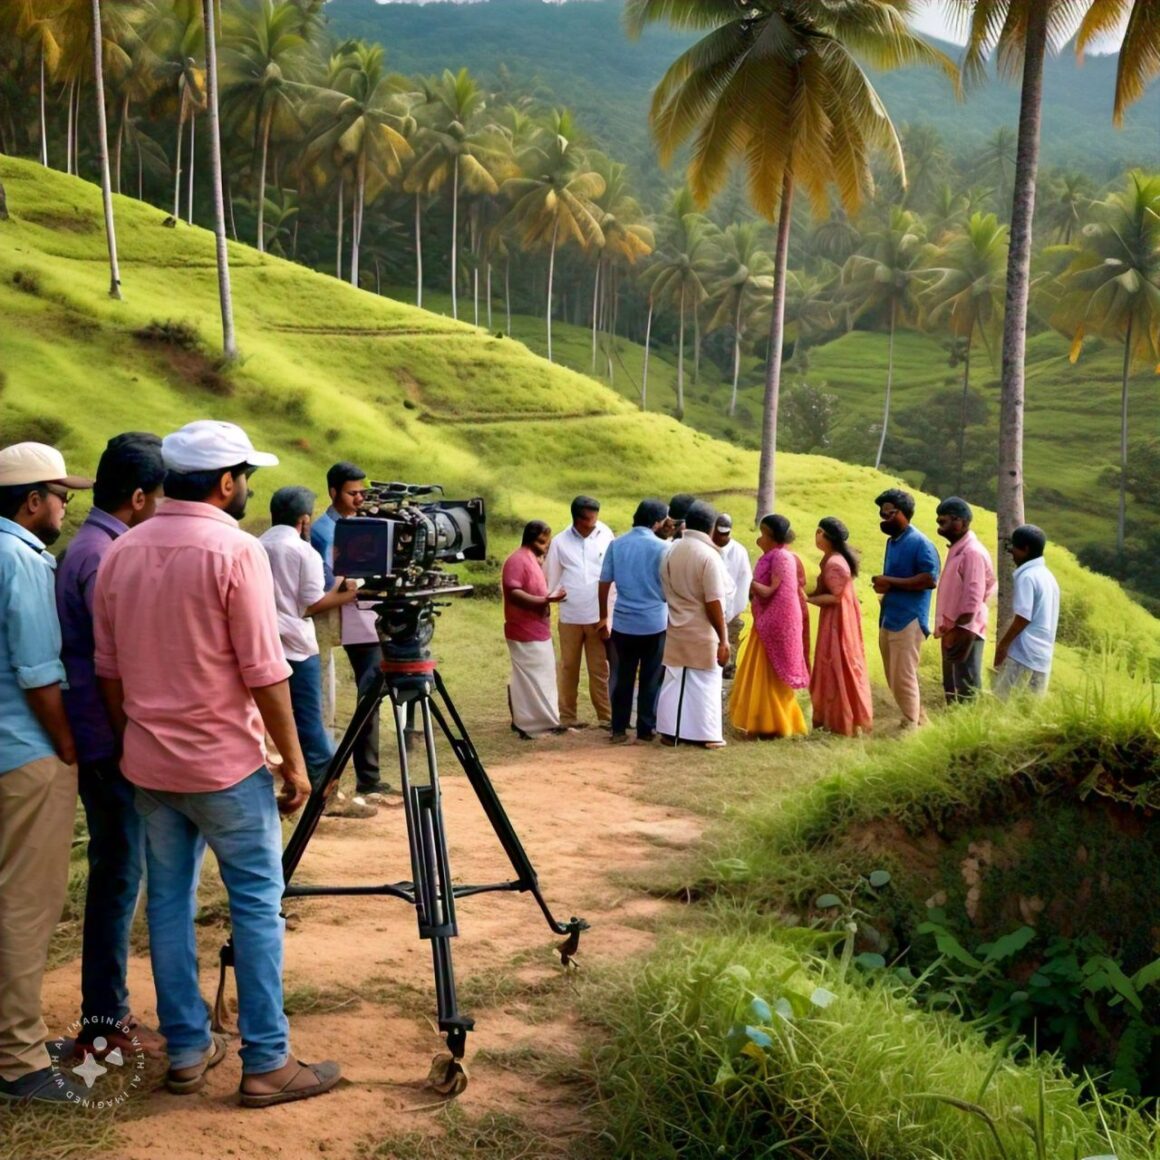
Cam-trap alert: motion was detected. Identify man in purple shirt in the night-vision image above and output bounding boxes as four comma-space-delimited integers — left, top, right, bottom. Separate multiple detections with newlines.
55, 433, 166, 1059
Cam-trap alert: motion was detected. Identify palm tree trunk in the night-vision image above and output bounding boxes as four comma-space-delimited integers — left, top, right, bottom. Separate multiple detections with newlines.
957, 336, 972, 493
874, 301, 897, 470
136, 140, 143, 200
450, 155, 459, 319
202, 0, 237, 359
227, 182, 237, 240
351, 155, 364, 288
505, 257, 511, 334
256, 107, 271, 253
66, 79, 75, 175
546, 215, 560, 362
471, 209, 480, 326
414, 194, 423, 308
91, 0, 121, 300
693, 304, 701, 385
186, 108, 195, 224
591, 261, 601, 372
729, 294, 743, 417
1117, 316, 1133, 568
173, 90, 184, 218
374, 256, 381, 295
114, 92, 128, 195
335, 176, 343, 281
756, 172, 794, 521
997, 0, 1047, 625
486, 262, 493, 330
608, 268, 618, 385
39, 48, 48, 167
642, 298, 653, 410
677, 284, 686, 417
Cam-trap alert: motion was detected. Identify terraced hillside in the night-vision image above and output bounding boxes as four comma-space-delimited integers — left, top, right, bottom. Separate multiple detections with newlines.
2, 155, 1158, 682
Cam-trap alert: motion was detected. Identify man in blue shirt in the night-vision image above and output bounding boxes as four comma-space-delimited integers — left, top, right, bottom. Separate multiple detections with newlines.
55, 433, 167, 1062
871, 487, 940, 728
598, 499, 670, 744
0, 440, 91, 1103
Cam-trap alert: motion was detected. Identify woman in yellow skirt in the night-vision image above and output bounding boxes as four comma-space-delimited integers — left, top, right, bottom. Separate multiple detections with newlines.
730, 515, 809, 737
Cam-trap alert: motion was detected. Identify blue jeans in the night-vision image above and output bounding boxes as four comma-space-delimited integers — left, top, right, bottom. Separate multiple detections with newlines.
135, 767, 289, 1074
288, 655, 334, 789
78, 759, 144, 1036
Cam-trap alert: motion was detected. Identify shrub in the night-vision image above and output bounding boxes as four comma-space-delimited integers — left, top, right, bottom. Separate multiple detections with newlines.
132, 319, 201, 351
12, 268, 41, 295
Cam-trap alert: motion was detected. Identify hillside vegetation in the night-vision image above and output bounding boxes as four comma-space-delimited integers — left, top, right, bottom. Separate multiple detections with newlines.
3, 157, 1158, 682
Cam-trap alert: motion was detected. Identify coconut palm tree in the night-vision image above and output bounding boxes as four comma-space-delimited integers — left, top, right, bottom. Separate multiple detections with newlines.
706, 221, 773, 416
222, 0, 314, 253
406, 68, 502, 319
503, 114, 605, 361
89, 0, 120, 297
2, 0, 63, 167
1052, 172, 1160, 565
977, 124, 1018, 215
840, 207, 928, 469
1077, 1, 1160, 126
202, 0, 236, 359
629, 0, 957, 517
922, 211, 1009, 490
304, 42, 412, 289
1039, 170, 1095, 243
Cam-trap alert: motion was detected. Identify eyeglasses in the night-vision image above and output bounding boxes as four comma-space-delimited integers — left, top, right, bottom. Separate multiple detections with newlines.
44, 484, 72, 506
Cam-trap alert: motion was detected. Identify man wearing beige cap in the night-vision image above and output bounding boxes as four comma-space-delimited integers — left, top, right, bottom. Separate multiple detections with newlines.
93, 420, 341, 1106
0, 441, 91, 1102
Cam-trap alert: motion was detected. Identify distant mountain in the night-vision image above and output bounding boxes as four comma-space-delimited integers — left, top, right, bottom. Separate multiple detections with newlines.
328, 0, 1160, 200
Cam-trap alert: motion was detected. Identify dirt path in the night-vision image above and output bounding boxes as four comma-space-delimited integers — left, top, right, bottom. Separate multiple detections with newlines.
39, 744, 701, 1160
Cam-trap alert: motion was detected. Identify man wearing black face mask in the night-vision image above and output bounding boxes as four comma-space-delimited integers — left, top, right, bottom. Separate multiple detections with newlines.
870, 488, 940, 728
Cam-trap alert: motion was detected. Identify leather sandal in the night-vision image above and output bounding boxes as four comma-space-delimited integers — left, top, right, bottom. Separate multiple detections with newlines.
239, 1059, 341, 1109
165, 1032, 228, 1095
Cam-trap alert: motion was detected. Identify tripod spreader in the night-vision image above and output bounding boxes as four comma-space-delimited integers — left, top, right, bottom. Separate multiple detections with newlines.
213, 649, 588, 1096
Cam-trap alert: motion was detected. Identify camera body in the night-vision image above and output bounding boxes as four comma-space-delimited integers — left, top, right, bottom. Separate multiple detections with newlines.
332, 482, 486, 603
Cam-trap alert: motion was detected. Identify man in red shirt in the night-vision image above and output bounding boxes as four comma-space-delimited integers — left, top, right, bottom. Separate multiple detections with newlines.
94, 420, 340, 1107
502, 521, 566, 738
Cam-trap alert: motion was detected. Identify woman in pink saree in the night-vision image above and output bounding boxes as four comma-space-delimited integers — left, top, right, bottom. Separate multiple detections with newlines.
806, 516, 873, 736
729, 515, 809, 737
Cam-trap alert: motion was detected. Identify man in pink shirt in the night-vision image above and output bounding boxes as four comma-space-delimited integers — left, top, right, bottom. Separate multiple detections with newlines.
93, 420, 340, 1108
933, 496, 997, 704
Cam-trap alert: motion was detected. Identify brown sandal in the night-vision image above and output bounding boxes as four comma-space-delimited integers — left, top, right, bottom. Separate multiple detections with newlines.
239, 1060, 341, 1108
165, 1032, 228, 1094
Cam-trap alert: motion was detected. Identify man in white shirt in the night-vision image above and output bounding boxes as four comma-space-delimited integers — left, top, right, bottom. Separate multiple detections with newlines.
260, 487, 358, 788
712, 513, 752, 679
544, 495, 615, 728
993, 524, 1060, 697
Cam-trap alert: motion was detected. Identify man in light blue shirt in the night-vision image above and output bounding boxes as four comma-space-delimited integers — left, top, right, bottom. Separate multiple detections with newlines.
994, 524, 1060, 697
598, 499, 670, 744
0, 440, 91, 1103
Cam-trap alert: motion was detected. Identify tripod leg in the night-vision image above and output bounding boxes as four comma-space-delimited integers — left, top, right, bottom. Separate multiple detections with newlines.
392, 687, 472, 1092
429, 670, 588, 962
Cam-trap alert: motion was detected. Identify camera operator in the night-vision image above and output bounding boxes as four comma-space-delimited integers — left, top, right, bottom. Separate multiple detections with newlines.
93, 420, 340, 1107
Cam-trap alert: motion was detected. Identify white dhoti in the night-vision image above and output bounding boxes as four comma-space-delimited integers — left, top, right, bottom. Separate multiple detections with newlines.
507, 639, 560, 736
657, 665, 723, 744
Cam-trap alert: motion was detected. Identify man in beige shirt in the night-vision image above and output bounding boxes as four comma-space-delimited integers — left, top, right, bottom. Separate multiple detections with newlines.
657, 500, 730, 748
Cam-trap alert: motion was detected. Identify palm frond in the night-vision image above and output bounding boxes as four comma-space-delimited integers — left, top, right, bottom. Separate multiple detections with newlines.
1114, 0, 1160, 124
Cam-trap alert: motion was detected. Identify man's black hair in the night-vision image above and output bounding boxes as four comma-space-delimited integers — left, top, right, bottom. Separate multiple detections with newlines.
669, 493, 696, 522
0, 483, 46, 520
570, 495, 600, 521
270, 485, 316, 527
93, 432, 165, 514
164, 463, 247, 503
684, 499, 717, 534
521, 519, 551, 547
874, 487, 916, 520
327, 461, 366, 494
1011, 524, 1047, 558
760, 513, 794, 544
936, 496, 973, 523
633, 498, 668, 528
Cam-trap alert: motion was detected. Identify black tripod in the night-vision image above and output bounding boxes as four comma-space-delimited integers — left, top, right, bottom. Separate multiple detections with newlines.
213, 598, 587, 1094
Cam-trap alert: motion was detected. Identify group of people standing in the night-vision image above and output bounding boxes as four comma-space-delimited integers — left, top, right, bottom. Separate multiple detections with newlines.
502, 487, 1061, 748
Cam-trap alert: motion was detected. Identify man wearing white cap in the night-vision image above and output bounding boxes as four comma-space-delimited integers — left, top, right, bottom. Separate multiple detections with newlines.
712, 513, 753, 680
0, 441, 91, 1102
93, 420, 341, 1107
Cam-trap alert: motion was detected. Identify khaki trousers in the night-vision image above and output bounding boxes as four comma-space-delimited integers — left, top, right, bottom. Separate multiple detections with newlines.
0, 756, 76, 1079
557, 621, 611, 727
878, 620, 928, 727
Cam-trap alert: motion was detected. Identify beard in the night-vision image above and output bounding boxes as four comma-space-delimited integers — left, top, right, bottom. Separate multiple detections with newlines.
38, 523, 62, 547
226, 490, 248, 520
880, 520, 898, 536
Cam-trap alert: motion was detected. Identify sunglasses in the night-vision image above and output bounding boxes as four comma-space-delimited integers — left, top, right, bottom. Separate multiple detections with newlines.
44, 484, 73, 506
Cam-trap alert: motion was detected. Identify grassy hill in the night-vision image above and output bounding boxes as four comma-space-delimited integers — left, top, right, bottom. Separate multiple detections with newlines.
3, 154, 1159, 685
328, 0, 1160, 196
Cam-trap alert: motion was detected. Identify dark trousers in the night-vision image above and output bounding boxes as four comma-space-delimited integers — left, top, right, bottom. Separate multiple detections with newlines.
343, 643, 382, 792
942, 634, 986, 703
608, 629, 666, 738
77, 758, 144, 1036
288, 655, 335, 789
